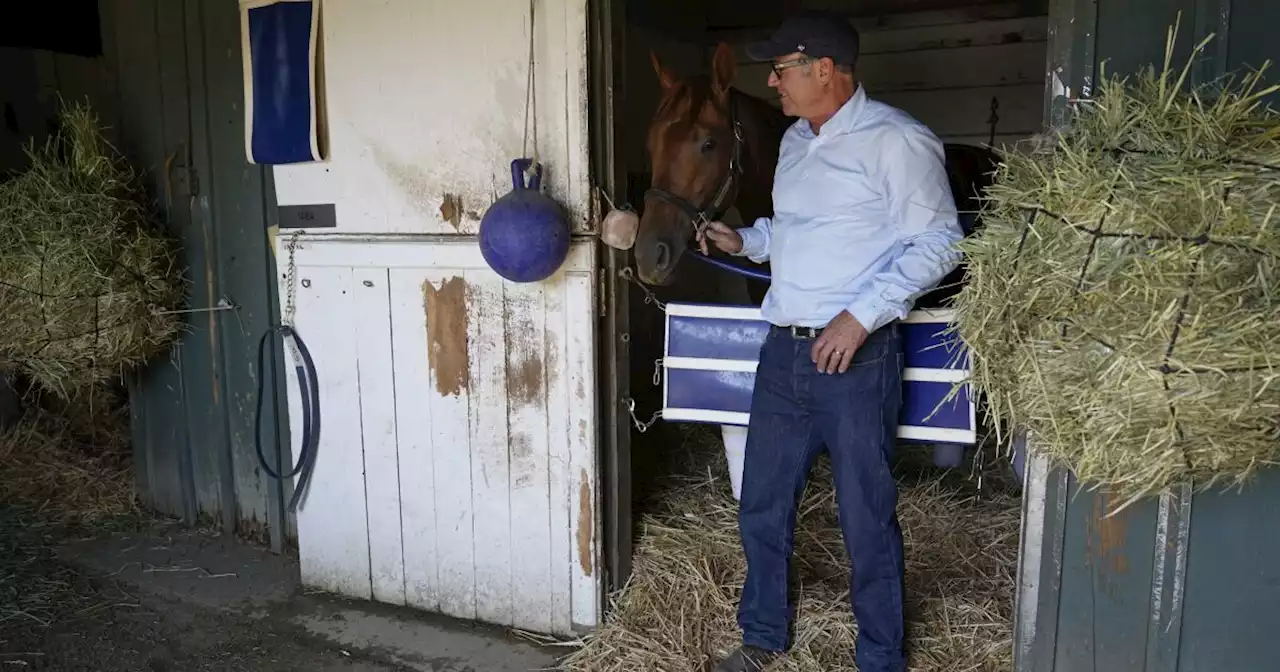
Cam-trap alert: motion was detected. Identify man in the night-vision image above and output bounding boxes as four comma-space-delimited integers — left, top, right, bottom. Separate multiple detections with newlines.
698, 11, 964, 672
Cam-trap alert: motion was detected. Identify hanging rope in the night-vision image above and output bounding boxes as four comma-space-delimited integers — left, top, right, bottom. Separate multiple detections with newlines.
521, 0, 539, 178
254, 230, 322, 514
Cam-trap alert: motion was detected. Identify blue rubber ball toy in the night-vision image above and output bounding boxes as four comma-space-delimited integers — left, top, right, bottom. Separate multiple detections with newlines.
479, 159, 571, 283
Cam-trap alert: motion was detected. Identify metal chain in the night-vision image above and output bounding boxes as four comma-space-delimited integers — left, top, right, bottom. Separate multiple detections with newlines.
618, 267, 666, 310
613, 263, 671, 433
624, 397, 662, 433
281, 230, 306, 368
283, 230, 301, 328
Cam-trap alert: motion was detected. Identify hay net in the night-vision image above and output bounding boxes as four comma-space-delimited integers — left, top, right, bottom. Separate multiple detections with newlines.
953, 32, 1280, 509
0, 101, 184, 396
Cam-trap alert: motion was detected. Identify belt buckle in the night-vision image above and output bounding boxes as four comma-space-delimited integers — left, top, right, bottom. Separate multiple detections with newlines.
789, 325, 820, 340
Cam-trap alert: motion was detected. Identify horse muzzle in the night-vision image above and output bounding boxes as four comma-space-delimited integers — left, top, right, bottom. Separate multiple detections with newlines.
633, 226, 690, 286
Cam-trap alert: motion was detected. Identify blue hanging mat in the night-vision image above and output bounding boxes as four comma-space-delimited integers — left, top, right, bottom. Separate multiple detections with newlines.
661, 302, 977, 446
240, 0, 323, 164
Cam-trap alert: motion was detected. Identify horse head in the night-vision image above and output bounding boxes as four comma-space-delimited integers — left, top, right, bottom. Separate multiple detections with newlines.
636, 43, 746, 286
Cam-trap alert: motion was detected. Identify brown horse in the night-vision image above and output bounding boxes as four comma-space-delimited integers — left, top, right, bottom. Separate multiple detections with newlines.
634, 42, 789, 305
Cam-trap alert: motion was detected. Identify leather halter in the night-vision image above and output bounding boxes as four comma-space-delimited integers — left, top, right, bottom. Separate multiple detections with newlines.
643, 97, 746, 241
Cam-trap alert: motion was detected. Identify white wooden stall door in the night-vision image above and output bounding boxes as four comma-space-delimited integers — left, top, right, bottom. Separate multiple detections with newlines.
283, 237, 600, 635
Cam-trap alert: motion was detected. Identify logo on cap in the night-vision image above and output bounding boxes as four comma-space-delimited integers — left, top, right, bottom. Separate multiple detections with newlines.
797, 44, 805, 51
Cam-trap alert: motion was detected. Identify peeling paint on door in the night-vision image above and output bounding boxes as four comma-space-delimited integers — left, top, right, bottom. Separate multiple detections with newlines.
422, 277, 470, 397
577, 468, 593, 577
439, 193, 464, 229
507, 356, 545, 407
1093, 494, 1130, 575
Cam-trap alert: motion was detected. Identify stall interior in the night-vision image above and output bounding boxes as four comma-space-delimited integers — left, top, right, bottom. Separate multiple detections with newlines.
573, 1, 1051, 670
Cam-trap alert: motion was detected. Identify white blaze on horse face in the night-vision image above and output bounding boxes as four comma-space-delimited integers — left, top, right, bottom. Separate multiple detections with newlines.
600, 209, 639, 250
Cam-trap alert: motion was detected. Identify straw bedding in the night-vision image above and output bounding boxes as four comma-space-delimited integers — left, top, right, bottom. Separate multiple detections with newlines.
950, 34, 1280, 510
0, 380, 139, 531
558, 425, 1020, 672
0, 102, 185, 396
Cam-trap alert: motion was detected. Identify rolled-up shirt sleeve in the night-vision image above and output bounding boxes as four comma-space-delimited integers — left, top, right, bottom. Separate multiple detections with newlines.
734, 216, 773, 264
846, 126, 964, 333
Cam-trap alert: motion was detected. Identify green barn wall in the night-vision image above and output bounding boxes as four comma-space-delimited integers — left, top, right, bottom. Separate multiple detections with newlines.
3, 0, 295, 549
111, 0, 293, 549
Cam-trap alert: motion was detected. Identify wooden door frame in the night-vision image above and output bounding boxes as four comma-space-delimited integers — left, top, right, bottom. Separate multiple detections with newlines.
588, 0, 633, 597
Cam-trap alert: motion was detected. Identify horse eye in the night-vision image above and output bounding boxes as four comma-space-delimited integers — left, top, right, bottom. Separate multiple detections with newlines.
701, 138, 716, 153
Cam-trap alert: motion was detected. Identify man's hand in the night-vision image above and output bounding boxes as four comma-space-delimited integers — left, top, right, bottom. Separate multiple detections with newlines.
812, 311, 869, 374
697, 221, 744, 255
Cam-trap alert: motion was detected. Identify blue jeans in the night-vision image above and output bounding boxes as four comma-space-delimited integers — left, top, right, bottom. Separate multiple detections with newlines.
737, 323, 907, 672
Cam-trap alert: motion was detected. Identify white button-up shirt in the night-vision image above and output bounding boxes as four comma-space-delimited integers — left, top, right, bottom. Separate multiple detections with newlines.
735, 85, 963, 332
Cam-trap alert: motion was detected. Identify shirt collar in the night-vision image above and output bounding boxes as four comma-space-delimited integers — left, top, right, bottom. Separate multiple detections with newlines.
798, 84, 867, 138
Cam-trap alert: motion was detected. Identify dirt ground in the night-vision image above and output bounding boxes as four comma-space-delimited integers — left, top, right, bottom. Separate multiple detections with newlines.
0, 506, 401, 671
0, 505, 562, 672
0, 384, 562, 672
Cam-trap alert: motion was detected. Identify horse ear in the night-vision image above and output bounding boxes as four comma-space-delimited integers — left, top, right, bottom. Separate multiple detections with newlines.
711, 42, 736, 98
650, 50, 678, 90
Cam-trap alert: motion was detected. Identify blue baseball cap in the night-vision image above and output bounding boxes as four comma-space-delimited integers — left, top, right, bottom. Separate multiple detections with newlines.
745, 11, 861, 67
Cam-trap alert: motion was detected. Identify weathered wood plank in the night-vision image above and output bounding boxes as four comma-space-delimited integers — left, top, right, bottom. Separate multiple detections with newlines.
289, 264, 372, 599
944, 132, 1039, 147
354, 267, 406, 605
181, 0, 244, 533
565, 268, 600, 630
109, 0, 156, 513
729, 80, 1042, 142
504, 279, 554, 632
723, 15, 1047, 59
467, 270, 514, 626
286, 237, 599, 633
198, 0, 282, 541
718, 13, 1048, 148
389, 269, 442, 613
156, 0, 211, 526
734, 40, 1046, 93
545, 272, 574, 636
418, 272, 477, 620
121, 0, 190, 520
857, 14, 1047, 54
275, 236, 595, 271
875, 84, 1044, 138
707, 1, 1045, 38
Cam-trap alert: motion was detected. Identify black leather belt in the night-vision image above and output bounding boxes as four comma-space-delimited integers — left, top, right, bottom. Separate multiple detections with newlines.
771, 324, 825, 340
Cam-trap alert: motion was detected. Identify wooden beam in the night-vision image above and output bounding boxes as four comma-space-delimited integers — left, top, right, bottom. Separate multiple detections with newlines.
704, 0, 1029, 30
705, 1, 1049, 35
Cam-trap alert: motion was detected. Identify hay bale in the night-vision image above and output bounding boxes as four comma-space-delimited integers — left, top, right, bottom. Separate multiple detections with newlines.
558, 426, 1020, 671
951, 33, 1280, 509
0, 102, 185, 396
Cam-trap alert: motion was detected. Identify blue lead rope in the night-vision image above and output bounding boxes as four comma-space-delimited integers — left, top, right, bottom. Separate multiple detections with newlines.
255, 324, 321, 514
689, 250, 773, 282
685, 211, 979, 284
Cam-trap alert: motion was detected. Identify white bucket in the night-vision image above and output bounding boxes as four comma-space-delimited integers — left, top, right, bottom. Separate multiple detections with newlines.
721, 424, 748, 501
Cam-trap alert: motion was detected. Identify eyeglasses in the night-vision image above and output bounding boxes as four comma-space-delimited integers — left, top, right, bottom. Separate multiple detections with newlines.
770, 56, 813, 79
